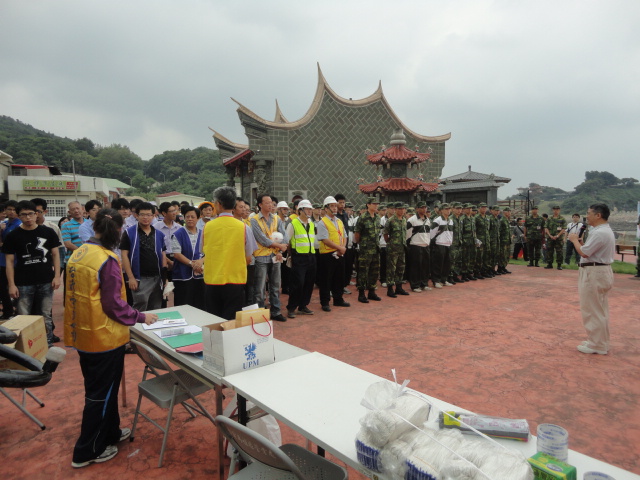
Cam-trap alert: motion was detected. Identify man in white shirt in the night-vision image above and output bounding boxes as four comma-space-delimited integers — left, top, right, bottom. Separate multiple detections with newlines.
567, 203, 615, 355
564, 213, 583, 265
406, 201, 431, 292
429, 204, 454, 289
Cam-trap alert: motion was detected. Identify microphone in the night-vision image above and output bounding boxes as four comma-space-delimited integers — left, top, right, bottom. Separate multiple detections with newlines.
42, 346, 67, 374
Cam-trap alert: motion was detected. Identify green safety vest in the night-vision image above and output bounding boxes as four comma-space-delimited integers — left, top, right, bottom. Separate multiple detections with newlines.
290, 218, 315, 254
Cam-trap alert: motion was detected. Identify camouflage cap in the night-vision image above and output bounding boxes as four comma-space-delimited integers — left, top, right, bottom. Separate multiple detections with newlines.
552, 204, 561, 209
345, 202, 354, 208
503, 206, 512, 212
462, 203, 471, 209
478, 202, 488, 207
453, 203, 463, 208
394, 201, 405, 208
415, 201, 427, 208
407, 207, 415, 213
531, 205, 539, 209
378, 203, 387, 208
471, 205, 478, 210
440, 203, 451, 209
490, 205, 500, 210
366, 197, 380, 204
312, 203, 322, 209
359, 204, 367, 210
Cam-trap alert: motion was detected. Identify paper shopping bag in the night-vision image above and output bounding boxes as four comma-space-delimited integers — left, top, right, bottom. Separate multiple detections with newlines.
235, 308, 270, 328
202, 317, 274, 376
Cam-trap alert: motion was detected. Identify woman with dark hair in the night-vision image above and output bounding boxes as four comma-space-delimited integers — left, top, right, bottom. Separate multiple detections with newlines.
64, 208, 158, 468
171, 206, 205, 309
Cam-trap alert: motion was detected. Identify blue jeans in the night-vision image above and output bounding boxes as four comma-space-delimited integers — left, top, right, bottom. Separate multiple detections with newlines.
17, 283, 54, 343
253, 260, 282, 316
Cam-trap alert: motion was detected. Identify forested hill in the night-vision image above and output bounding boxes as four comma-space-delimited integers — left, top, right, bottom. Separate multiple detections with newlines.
0, 115, 226, 199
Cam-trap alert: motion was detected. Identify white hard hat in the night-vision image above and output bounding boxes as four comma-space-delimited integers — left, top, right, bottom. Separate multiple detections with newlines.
276, 201, 289, 209
298, 199, 313, 209
323, 196, 337, 206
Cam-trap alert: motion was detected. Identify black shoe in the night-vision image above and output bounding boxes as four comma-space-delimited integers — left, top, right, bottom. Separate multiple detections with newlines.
534, 262, 539, 267
503, 268, 512, 274
634, 273, 640, 278
448, 277, 457, 285
333, 301, 351, 307
298, 307, 314, 315
527, 262, 534, 267
395, 286, 410, 296
467, 275, 477, 281
271, 314, 287, 322
557, 266, 563, 271
358, 290, 369, 303
387, 286, 397, 298
51, 334, 61, 343
494, 269, 502, 275
287, 309, 297, 319
367, 290, 382, 301
321, 305, 331, 312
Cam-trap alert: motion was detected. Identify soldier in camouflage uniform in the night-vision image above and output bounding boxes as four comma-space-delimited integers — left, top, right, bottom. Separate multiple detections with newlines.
498, 207, 513, 274
474, 203, 491, 278
545, 205, 567, 270
524, 205, 545, 267
449, 202, 465, 283
354, 197, 382, 303
384, 202, 410, 297
459, 204, 477, 281
489, 205, 501, 275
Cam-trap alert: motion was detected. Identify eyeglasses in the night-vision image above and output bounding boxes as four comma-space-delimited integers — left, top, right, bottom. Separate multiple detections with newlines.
35, 210, 45, 214
138, 213, 154, 218
19, 212, 37, 218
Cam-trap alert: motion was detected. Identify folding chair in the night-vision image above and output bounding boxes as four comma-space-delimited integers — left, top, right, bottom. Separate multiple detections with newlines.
129, 339, 216, 467
216, 415, 348, 480
0, 326, 66, 430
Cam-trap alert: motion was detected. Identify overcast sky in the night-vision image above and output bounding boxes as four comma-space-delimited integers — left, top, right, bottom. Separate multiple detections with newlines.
2, 0, 639, 198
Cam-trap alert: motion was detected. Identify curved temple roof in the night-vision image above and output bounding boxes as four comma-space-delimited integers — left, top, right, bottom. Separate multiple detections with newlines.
227, 64, 451, 142
359, 177, 440, 194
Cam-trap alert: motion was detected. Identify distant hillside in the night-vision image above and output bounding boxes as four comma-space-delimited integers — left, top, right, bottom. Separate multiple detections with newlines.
508, 171, 639, 212
0, 115, 225, 199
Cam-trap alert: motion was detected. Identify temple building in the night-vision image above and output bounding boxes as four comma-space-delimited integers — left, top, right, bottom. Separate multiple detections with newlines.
438, 166, 511, 206
211, 65, 450, 206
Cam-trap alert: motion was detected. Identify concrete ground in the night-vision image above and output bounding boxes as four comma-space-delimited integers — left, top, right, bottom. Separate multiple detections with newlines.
1, 263, 639, 479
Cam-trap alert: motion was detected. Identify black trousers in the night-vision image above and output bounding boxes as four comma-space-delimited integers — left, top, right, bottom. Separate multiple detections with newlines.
286, 254, 317, 311
408, 245, 430, 289
343, 248, 356, 287
0, 266, 14, 317
317, 253, 345, 306
73, 345, 125, 463
513, 242, 529, 261
431, 244, 451, 283
244, 265, 255, 307
173, 278, 205, 310
205, 284, 245, 320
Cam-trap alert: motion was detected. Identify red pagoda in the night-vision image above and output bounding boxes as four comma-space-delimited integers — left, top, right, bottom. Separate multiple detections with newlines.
358, 129, 440, 204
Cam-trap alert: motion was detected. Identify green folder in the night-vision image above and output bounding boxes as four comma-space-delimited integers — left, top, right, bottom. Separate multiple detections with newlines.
162, 332, 203, 348
156, 311, 185, 321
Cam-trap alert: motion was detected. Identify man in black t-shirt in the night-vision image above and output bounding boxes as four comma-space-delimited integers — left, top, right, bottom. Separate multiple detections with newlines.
2, 200, 61, 346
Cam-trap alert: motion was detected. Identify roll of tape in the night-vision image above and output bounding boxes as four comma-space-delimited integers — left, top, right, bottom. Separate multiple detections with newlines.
537, 423, 568, 462
584, 473, 616, 480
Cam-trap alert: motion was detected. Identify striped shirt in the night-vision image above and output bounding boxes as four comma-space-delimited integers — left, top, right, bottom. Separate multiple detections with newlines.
61, 218, 84, 261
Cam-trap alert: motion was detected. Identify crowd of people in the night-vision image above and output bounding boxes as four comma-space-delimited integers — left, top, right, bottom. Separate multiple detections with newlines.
0, 190, 628, 467
0, 193, 602, 338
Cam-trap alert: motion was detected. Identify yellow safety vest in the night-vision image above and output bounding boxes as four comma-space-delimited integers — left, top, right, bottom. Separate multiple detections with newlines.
64, 244, 130, 352
319, 216, 345, 254
290, 218, 315, 254
203, 215, 247, 285
253, 214, 280, 257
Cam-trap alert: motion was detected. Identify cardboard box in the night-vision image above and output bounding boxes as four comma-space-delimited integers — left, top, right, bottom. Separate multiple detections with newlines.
202, 319, 274, 376
528, 452, 577, 480
0, 315, 48, 371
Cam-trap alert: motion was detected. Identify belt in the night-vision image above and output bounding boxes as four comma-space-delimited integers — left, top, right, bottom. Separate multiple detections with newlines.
579, 262, 609, 267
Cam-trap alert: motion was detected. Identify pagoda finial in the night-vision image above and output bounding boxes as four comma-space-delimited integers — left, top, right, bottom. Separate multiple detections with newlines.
390, 128, 406, 146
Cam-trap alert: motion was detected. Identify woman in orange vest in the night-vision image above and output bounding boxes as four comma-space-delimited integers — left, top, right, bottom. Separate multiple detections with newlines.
64, 209, 158, 468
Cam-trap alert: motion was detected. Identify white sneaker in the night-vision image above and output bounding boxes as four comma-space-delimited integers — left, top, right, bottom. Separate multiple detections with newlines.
423, 286, 432, 291
381, 283, 387, 287
434, 283, 443, 289
72, 445, 118, 468
577, 344, 607, 355
444, 281, 454, 286
412, 288, 422, 293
